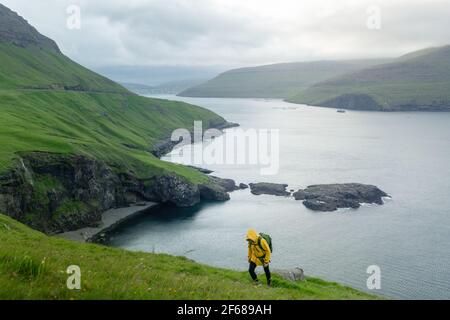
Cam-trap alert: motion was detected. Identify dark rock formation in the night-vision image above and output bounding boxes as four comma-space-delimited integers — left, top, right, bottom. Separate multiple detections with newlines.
249, 182, 290, 196
151, 138, 182, 158
199, 176, 241, 201
198, 184, 230, 201
145, 174, 201, 207
209, 176, 239, 192
293, 183, 388, 211
0, 152, 232, 234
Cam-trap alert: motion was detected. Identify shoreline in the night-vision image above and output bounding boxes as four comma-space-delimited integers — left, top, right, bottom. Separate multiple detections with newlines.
52, 124, 388, 298
56, 122, 239, 244
151, 120, 239, 157
57, 202, 159, 243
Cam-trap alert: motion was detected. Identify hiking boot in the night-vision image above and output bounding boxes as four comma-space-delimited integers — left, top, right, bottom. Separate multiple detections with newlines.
267, 279, 272, 287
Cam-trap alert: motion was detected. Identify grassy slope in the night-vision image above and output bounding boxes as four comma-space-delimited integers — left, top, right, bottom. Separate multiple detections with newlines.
179, 59, 389, 99
0, 214, 379, 300
288, 45, 450, 110
0, 43, 226, 182
0, 43, 124, 92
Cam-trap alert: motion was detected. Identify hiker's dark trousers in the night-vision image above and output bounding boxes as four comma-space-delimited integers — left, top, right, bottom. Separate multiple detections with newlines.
249, 262, 271, 283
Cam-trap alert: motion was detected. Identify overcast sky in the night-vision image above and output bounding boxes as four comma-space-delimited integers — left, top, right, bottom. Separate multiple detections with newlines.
2, 0, 450, 69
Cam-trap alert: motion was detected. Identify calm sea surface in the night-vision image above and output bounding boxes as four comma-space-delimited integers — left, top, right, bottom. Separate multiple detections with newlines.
109, 96, 450, 299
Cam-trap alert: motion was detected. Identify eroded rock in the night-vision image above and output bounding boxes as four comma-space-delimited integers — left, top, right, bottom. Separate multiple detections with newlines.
293, 183, 388, 211
198, 183, 230, 201
209, 176, 239, 192
249, 182, 290, 196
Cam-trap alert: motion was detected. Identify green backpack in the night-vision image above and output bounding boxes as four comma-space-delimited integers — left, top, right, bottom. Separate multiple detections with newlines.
258, 233, 273, 253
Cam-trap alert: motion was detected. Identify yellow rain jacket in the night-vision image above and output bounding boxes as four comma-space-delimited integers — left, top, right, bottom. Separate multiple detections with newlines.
246, 229, 271, 266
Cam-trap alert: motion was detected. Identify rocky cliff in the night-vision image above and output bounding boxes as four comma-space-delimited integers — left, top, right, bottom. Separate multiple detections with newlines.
0, 152, 232, 234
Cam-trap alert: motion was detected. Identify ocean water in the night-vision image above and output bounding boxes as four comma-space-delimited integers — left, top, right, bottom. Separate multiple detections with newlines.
109, 96, 450, 299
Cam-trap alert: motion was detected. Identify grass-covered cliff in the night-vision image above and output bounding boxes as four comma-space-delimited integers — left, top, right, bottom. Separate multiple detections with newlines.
287, 45, 450, 111
0, 4, 231, 233
0, 7, 224, 178
0, 213, 379, 300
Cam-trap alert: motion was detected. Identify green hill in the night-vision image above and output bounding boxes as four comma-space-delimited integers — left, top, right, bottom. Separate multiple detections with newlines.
0, 213, 379, 299
0, 4, 123, 92
0, 4, 229, 232
0, 42, 126, 92
287, 45, 450, 111
178, 59, 389, 99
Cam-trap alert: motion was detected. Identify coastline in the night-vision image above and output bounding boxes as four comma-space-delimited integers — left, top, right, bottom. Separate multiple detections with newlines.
56, 121, 239, 243
151, 120, 239, 157
49, 114, 388, 298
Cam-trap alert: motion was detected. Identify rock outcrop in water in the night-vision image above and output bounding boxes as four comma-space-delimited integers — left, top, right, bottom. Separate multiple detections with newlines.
209, 176, 239, 192
249, 182, 290, 196
0, 152, 233, 234
293, 183, 388, 211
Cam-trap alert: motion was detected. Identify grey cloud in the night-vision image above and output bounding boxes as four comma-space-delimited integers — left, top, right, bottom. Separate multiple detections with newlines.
1, 0, 450, 68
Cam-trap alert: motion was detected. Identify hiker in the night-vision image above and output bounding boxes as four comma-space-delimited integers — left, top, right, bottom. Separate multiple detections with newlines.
246, 229, 271, 286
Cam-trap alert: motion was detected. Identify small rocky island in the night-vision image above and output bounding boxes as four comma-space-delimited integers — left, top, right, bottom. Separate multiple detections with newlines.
249, 182, 290, 196
247, 181, 388, 212
293, 183, 388, 211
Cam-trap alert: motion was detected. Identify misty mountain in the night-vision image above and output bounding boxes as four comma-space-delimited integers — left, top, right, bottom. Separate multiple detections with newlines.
121, 79, 207, 95
94, 65, 225, 87
178, 59, 390, 99
287, 45, 450, 111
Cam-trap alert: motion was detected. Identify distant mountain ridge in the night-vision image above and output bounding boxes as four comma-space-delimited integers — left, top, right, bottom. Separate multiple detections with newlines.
180, 44, 450, 111
121, 79, 207, 95
287, 45, 450, 111
95, 65, 224, 88
178, 59, 390, 98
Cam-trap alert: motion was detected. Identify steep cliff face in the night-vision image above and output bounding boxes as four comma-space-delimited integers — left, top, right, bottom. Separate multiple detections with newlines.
0, 152, 231, 234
